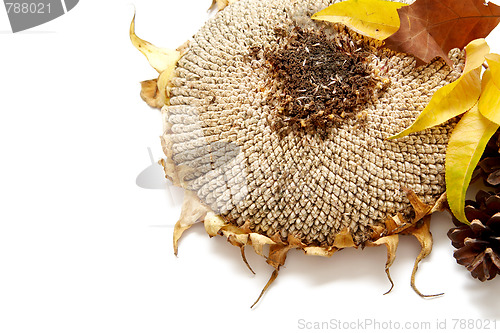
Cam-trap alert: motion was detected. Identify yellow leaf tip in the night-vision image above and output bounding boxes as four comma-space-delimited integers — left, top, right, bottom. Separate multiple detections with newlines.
387, 131, 406, 140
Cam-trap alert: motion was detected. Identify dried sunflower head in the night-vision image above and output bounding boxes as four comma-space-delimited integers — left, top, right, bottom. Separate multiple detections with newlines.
133, 0, 465, 303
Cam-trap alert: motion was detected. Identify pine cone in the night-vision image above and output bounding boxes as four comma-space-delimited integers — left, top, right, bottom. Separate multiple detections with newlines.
448, 190, 500, 281
474, 130, 500, 187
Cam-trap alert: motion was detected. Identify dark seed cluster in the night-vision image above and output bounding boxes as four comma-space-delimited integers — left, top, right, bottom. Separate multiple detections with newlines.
259, 26, 385, 137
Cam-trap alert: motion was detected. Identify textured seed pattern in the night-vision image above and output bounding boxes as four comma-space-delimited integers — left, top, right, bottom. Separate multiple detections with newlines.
164, 0, 464, 246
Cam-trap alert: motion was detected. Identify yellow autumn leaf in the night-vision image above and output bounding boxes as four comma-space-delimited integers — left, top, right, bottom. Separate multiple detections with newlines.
130, 14, 181, 73
389, 39, 490, 140
486, 53, 500, 86
478, 54, 500, 125
311, 0, 407, 40
481, 68, 491, 92
446, 104, 499, 224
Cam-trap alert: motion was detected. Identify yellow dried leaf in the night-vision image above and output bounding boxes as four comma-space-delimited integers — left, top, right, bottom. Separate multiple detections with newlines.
481, 68, 492, 92
478, 54, 500, 126
445, 104, 499, 224
389, 39, 490, 139
311, 0, 407, 40
486, 53, 500, 86
463, 39, 491, 73
130, 14, 181, 73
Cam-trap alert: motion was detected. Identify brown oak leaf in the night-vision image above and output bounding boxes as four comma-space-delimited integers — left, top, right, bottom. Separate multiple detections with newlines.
385, 0, 500, 66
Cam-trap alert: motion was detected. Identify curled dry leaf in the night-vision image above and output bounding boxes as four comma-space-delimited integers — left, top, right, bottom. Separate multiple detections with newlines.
311, 0, 407, 40
385, 0, 500, 65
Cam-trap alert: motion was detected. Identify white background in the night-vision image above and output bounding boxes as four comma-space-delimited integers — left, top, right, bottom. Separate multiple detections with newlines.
1, 1, 500, 332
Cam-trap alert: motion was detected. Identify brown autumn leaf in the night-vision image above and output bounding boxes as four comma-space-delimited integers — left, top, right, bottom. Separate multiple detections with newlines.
385, 0, 500, 66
